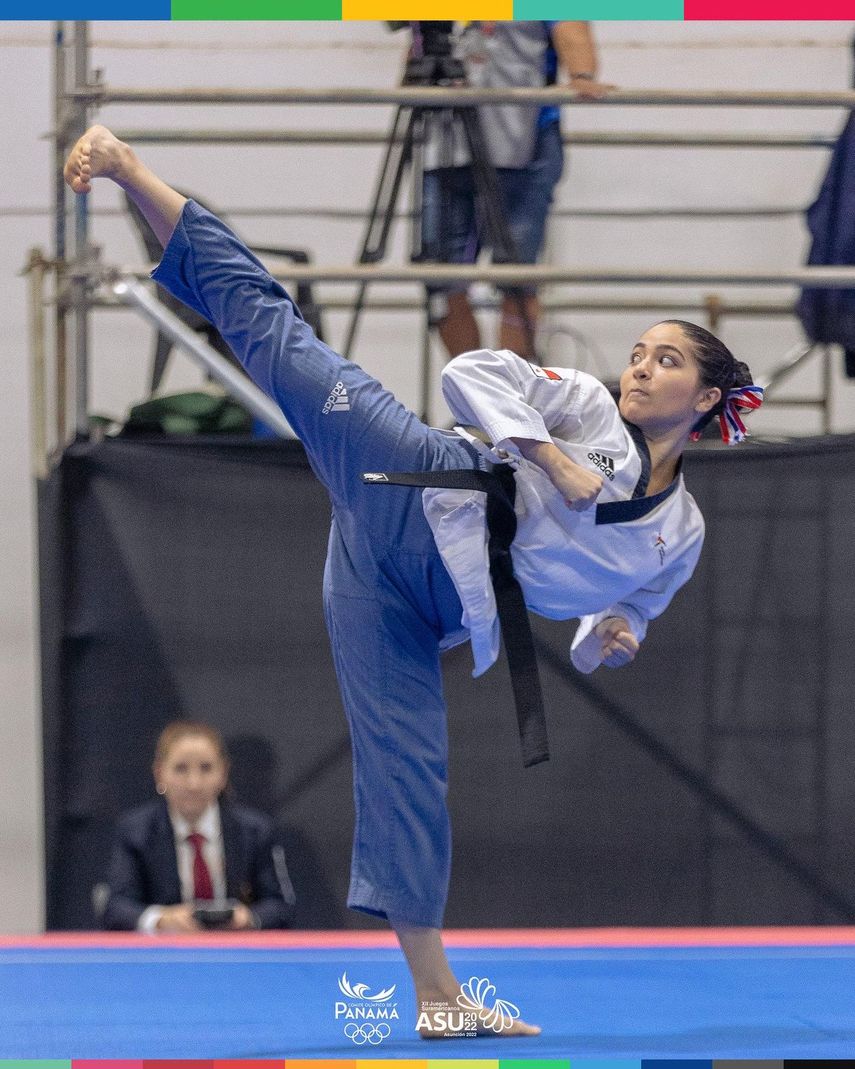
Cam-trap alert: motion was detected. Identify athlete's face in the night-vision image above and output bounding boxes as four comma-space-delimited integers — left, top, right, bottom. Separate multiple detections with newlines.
618, 322, 720, 439
154, 735, 228, 824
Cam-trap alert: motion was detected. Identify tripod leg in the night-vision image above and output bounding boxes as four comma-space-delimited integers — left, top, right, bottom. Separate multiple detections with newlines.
457, 106, 538, 360
409, 108, 427, 264
361, 105, 417, 264
409, 108, 434, 417
342, 283, 370, 361
343, 106, 419, 359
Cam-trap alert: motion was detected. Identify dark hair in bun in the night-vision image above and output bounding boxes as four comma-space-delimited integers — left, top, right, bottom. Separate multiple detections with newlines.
657, 320, 755, 437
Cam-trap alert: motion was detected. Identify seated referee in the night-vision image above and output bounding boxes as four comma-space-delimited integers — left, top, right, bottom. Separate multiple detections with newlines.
102, 721, 295, 932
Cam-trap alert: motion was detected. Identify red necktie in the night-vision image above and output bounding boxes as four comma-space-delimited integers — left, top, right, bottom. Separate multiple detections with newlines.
186, 831, 215, 900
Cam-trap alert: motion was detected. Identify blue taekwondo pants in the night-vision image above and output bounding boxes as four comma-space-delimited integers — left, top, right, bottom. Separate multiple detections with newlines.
153, 201, 488, 927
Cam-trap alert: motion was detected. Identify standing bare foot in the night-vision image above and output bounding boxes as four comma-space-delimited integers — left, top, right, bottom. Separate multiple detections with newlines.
393, 924, 541, 1041
63, 124, 136, 194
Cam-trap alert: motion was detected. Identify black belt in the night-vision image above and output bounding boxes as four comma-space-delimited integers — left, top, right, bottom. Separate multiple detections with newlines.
361, 464, 549, 769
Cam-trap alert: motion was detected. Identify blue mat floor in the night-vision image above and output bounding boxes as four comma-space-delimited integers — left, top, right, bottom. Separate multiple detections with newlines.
0, 943, 853, 1058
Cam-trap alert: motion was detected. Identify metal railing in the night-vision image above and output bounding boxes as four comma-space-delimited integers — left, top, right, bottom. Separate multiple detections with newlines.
108, 128, 840, 149
106, 262, 855, 287
69, 85, 855, 107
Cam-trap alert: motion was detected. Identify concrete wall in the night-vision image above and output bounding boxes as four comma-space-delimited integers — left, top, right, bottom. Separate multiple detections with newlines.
2, 19, 853, 931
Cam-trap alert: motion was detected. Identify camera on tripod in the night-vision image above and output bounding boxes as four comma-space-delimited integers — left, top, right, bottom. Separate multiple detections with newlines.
387, 21, 465, 86
343, 20, 532, 371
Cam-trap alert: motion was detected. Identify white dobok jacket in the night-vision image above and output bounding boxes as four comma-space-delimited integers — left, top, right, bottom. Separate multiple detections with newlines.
422, 348, 705, 676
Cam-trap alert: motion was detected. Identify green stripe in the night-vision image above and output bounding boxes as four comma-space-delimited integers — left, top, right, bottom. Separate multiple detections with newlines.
499, 1061, 572, 1069
571, 1061, 643, 1069
171, 0, 341, 18
0, 1063, 72, 1069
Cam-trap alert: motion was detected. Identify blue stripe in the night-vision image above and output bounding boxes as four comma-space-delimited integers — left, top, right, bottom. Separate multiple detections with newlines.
14, 0, 170, 13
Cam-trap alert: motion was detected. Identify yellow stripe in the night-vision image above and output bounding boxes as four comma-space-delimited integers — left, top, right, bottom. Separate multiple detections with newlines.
342, 1, 511, 18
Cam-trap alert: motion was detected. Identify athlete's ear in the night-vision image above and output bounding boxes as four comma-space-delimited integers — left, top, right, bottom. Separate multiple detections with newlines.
695, 386, 721, 415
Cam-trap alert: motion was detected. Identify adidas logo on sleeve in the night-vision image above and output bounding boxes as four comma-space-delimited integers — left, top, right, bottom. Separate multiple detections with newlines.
587, 452, 615, 480
323, 382, 350, 414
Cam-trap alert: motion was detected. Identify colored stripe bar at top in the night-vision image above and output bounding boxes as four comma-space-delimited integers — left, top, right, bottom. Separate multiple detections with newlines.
15, 0, 855, 16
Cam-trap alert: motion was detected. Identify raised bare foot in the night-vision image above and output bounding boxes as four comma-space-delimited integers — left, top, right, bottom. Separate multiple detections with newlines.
63, 124, 134, 194
416, 978, 541, 1039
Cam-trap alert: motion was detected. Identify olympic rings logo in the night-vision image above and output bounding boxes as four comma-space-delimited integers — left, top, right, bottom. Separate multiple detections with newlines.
343, 1022, 391, 1045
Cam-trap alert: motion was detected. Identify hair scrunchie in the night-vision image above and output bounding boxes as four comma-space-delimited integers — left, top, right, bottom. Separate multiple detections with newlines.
690, 384, 764, 445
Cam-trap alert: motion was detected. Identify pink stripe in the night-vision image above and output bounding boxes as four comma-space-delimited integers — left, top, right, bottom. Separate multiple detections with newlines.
2, 926, 855, 950
687, 1, 855, 14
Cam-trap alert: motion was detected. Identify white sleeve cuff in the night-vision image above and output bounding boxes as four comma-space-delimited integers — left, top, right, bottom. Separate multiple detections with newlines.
569, 625, 605, 674
137, 905, 164, 933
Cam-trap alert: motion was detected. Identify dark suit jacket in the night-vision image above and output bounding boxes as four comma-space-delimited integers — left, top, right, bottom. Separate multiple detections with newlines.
102, 797, 296, 930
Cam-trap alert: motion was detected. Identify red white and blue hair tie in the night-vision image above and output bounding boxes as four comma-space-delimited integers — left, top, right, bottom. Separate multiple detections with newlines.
691, 384, 764, 445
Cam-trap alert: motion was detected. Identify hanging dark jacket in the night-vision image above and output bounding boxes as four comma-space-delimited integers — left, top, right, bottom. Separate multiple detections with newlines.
796, 62, 855, 376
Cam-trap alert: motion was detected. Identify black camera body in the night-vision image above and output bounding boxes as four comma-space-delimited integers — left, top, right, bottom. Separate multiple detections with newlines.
415, 21, 454, 58
387, 21, 464, 86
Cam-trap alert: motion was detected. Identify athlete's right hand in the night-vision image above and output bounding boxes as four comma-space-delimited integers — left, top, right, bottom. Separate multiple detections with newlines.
544, 453, 604, 511
510, 438, 603, 511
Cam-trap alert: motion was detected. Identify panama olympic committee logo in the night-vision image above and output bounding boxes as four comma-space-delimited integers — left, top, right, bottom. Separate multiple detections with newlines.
335, 971, 399, 1045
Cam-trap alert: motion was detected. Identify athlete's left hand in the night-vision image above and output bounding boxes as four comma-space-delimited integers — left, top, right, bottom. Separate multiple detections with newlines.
595, 616, 639, 667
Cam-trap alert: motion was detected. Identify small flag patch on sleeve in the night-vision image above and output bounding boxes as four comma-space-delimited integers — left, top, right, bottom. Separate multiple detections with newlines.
530, 365, 563, 381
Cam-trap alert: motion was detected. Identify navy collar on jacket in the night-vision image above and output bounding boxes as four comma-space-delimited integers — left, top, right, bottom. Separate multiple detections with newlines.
594, 420, 682, 526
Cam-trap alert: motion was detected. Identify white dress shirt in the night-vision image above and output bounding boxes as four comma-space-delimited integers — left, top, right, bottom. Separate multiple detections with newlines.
137, 802, 227, 933
423, 348, 705, 677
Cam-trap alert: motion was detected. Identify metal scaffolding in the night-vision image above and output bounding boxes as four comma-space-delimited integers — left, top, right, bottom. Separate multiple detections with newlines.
33, 22, 855, 475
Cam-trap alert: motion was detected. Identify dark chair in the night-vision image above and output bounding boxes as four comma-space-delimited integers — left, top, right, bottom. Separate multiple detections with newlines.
124, 190, 325, 395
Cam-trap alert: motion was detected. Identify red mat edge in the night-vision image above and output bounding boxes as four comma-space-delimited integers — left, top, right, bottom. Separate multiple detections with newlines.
2, 926, 855, 950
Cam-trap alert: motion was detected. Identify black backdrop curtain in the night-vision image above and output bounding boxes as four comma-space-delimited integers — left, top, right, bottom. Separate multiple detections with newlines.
39, 434, 855, 929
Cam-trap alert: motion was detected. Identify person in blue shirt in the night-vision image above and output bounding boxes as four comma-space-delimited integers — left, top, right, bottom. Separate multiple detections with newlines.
420, 21, 611, 360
